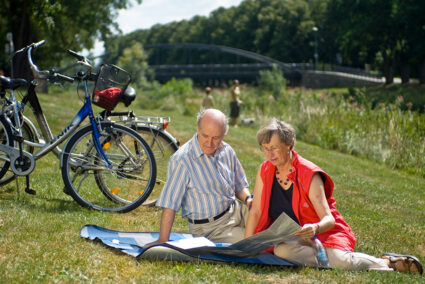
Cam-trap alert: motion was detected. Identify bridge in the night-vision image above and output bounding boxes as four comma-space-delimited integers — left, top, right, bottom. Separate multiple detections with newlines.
144, 43, 383, 88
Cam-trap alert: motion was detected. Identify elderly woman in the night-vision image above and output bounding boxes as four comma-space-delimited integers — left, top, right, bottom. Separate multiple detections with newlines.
244, 118, 422, 274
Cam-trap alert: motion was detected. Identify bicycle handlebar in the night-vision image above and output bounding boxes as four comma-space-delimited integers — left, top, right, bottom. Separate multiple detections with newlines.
16, 40, 97, 85
18, 40, 102, 85
24, 40, 76, 83
67, 50, 85, 61
53, 72, 75, 83
67, 49, 93, 71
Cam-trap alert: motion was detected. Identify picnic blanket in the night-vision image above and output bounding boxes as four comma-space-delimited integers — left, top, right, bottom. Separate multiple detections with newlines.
80, 213, 301, 266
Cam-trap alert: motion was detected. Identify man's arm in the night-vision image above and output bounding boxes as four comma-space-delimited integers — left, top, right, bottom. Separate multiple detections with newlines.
144, 208, 176, 248
158, 208, 176, 243
231, 148, 251, 207
236, 187, 252, 208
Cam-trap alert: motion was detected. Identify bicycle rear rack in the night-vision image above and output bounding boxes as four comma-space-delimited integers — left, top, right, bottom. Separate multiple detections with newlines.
108, 115, 171, 130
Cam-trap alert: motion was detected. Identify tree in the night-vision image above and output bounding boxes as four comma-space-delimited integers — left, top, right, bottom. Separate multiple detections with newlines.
324, 0, 397, 84
396, 0, 425, 84
324, 0, 425, 84
0, 0, 141, 79
117, 43, 151, 87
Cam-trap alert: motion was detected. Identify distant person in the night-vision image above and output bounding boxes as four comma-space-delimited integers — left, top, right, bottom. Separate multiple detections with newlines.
230, 80, 242, 128
149, 108, 252, 247
244, 118, 423, 274
201, 86, 214, 109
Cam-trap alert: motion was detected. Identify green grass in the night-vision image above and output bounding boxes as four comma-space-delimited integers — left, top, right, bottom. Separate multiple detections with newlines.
0, 89, 424, 283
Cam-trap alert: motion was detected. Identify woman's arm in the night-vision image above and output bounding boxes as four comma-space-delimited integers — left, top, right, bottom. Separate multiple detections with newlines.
295, 173, 335, 241
244, 166, 264, 238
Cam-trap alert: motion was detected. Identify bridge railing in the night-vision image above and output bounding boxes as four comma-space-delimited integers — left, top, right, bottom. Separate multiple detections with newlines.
291, 63, 382, 79
148, 62, 382, 85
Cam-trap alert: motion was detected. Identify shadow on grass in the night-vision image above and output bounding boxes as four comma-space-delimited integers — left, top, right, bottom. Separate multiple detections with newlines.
134, 257, 303, 273
0, 191, 86, 213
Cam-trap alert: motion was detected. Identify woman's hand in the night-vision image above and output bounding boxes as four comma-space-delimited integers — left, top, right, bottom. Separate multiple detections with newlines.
295, 223, 318, 242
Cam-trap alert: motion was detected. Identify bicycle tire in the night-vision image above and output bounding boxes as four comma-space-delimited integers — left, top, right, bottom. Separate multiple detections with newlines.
0, 119, 36, 186
134, 126, 178, 206
0, 115, 13, 180
61, 122, 156, 213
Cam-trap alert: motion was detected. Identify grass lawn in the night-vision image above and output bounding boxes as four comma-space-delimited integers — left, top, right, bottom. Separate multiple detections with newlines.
0, 90, 424, 283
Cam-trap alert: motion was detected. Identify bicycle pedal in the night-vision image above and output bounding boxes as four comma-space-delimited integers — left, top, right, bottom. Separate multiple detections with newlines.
25, 187, 36, 195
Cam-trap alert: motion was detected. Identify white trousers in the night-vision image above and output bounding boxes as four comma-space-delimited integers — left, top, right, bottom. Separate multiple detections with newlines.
274, 239, 392, 271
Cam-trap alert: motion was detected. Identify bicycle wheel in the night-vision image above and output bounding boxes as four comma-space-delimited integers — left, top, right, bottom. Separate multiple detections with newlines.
0, 115, 13, 180
0, 119, 36, 186
135, 126, 178, 206
61, 122, 156, 212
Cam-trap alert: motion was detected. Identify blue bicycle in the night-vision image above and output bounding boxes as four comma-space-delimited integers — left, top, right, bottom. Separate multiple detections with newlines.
0, 40, 156, 212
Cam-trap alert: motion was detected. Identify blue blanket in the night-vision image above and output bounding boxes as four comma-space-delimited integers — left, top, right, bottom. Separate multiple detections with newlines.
80, 225, 297, 266
80, 213, 301, 266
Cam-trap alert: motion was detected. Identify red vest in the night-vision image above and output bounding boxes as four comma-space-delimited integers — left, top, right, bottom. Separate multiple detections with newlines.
254, 151, 356, 251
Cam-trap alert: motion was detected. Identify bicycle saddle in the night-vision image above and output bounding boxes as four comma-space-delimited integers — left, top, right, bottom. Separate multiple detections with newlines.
120, 86, 136, 107
0, 75, 28, 90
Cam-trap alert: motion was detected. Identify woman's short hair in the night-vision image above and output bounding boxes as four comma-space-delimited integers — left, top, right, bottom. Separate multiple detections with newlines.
256, 118, 295, 149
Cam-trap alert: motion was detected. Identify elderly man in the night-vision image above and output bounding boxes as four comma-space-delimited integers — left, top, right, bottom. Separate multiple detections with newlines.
152, 108, 252, 245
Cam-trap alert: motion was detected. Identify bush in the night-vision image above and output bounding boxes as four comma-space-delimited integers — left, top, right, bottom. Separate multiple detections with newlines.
257, 65, 286, 99
137, 78, 194, 113
274, 89, 425, 177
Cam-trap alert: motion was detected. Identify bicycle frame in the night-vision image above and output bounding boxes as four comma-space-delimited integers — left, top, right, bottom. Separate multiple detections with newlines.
0, 77, 111, 168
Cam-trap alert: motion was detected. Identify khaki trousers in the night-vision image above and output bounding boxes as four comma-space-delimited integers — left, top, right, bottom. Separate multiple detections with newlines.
188, 201, 248, 244
274, 239, 392, 271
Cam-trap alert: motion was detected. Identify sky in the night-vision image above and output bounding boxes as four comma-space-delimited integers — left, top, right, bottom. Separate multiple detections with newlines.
89, 0, 243, 56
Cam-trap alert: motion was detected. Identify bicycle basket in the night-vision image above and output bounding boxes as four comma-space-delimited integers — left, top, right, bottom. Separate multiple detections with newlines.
93, 64, 131, 111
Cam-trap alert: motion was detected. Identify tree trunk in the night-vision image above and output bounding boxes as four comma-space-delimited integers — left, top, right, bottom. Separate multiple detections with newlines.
9, 0, 33, 80
399, 56, 410, 84
383, 51, 394, 84
419, 58, 425, 85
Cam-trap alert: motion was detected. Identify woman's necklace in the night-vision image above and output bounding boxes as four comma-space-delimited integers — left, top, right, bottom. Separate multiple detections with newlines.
276, 168, 292, 186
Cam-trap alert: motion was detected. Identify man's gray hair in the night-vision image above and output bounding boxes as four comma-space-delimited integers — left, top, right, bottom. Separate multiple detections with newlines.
256, 118, 295, 149
197, 109, 229, 135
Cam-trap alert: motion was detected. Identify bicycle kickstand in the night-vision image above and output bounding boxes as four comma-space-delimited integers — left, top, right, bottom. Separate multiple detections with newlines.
24, 175, 36, 195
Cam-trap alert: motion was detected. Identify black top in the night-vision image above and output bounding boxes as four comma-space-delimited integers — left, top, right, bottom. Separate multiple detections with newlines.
269, 176, 300, 225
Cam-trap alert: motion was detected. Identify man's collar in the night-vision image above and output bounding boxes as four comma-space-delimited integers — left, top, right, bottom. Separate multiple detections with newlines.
191, 134, 204, 158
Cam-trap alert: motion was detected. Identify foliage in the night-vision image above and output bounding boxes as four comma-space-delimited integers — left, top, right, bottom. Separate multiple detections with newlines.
117, 42, 151, 88
104, 0, 322, 65
262, 88, 425, 177
136, 78, 197, 116
0, 0, 141, 78
104, 0, 425, 85
257, 65, 287, 98
323, 0, 425, 84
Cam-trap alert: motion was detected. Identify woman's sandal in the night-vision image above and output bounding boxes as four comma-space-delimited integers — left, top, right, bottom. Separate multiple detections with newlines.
382, 253, 423, 275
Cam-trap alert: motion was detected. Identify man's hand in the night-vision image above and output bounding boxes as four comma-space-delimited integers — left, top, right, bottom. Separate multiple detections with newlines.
236, 188, 252, 209
245, 196, 253, 209
143, 240, 164, 249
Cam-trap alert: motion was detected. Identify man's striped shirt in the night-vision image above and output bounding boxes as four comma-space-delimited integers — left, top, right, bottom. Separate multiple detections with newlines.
156, 134, 249, 220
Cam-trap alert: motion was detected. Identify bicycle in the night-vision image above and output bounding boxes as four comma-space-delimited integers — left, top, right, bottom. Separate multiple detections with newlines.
1, 77, 180, 208
0, 40, 156, 213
